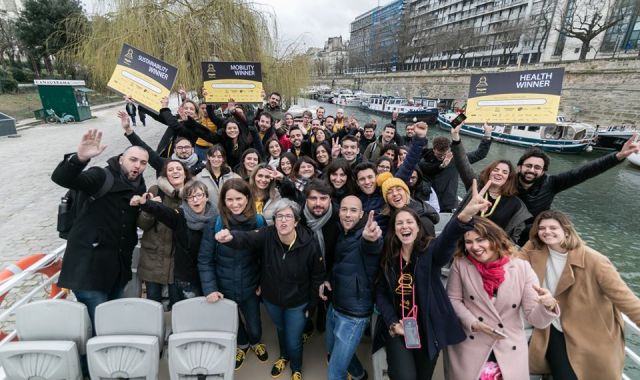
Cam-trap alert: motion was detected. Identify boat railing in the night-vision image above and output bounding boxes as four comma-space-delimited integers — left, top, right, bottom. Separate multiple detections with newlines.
1, 242, 640, 379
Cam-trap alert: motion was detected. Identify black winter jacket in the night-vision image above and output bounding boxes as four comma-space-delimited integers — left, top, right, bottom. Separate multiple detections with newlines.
223, 225, 325, 309
198, 215, 264, 302
126, 131, 205, 176
375, 218, 473, 359
51, 154, 146, 291
419, 137, 492, 211
331, 219, 383, 318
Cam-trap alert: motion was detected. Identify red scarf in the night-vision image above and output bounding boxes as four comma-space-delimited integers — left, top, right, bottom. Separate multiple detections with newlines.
467, 255, 510, 298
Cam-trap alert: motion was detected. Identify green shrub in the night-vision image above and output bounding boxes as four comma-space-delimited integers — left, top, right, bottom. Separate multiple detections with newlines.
0, 77, 19, 93
10, 67, 27, 83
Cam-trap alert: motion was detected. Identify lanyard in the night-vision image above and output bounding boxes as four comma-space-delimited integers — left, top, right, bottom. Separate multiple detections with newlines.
399, 254, 418, 319
481, 193, 501, 218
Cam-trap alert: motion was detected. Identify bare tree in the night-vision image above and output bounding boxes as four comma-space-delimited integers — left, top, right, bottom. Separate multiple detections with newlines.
0, 17, 18, 68
534, 0, 556, 56
556, 0, 632, 60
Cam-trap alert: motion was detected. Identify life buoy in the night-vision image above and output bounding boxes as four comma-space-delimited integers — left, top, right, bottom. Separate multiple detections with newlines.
0, 253, 66, 342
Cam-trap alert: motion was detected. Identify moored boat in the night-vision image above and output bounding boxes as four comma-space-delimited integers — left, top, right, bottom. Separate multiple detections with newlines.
366, 96, 440, 121
593, 126, 638, 151
438, 113, 596, 153
628, 152, 640, 167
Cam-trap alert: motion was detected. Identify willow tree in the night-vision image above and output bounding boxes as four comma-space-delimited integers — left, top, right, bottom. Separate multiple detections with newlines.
59, 0, 309, 102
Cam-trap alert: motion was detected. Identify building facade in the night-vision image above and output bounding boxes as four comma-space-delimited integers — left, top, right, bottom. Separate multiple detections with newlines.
348, 0, 405, 73
346, 0, 637, 73
311, 36, 349, 76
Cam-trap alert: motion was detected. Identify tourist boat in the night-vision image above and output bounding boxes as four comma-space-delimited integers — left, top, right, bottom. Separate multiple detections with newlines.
438, 113, 596, 153
629, 152, 640, 168
366, 96, 440, 121
333, 94, 360, 107
357, 93, 384, 110
593, 126, 638, 151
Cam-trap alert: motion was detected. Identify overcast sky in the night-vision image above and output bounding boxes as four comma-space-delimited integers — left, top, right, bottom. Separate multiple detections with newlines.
81, 0, 391, 50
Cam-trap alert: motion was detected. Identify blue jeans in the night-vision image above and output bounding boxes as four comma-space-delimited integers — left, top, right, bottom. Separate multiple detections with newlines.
145, 282, 182, 309
325, 305, 368, 380
264, 300, 307, 372
73, 286, 124, 333
237, 294, 263, 348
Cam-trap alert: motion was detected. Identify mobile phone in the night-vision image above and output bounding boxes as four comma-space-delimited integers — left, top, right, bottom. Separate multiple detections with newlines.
450, 113, 467, 128
492, 329, 509, 339
402, 318, 421, 349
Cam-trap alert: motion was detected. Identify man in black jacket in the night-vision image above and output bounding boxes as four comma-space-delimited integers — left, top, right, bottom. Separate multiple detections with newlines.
516, 134, 639, 245
419, 125, 493, 212
51, 129, 148, 324
300, 180, 340, 337
321, 196, 383, 380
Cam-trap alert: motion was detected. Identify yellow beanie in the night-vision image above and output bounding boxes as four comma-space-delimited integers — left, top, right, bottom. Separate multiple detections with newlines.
379, 174, 410, 203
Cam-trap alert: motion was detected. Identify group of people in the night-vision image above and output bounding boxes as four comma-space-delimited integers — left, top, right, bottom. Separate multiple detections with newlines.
51, 88, 640, 380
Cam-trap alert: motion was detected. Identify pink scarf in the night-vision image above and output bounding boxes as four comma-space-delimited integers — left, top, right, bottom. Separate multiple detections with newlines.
467, 255, 510, 298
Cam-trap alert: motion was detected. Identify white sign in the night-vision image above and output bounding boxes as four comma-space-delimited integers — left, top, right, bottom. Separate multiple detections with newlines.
34, 79, 86, 86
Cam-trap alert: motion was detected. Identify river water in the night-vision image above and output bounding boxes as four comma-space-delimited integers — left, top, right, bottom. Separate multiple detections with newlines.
297, 99, 640, 372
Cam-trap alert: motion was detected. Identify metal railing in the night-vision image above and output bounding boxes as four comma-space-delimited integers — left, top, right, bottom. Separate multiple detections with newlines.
0, 242, 639, 379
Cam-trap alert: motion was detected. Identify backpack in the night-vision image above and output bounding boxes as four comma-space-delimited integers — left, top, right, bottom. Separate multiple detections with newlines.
57, 168, 114, 239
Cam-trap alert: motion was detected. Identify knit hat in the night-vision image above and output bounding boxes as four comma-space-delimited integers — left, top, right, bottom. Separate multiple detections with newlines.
377, 172, 410, 203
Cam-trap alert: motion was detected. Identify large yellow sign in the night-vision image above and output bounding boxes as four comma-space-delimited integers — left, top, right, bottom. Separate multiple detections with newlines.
466, 68, 564, 125
107, 44, 178, 113
202, 62, 263, 103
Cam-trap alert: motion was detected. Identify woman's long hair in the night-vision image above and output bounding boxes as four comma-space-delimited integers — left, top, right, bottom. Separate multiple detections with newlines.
380, 207, 432, 275
218, 178, 257, 227
236, 148, 261, 179
528, 210, 584, 251
454, 217, 515, 259
325, 158, 356, 195
479, 160, 518, 196
205, 144, 231, 175
250, 163, 279, 202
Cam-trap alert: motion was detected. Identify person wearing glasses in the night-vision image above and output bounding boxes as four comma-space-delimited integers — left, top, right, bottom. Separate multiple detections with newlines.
214, 198, 325, 380
131, 180, 216, 301
515, 134, 639, 245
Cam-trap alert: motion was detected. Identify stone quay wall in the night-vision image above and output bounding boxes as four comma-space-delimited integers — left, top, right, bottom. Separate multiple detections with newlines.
312, 59, 640, 126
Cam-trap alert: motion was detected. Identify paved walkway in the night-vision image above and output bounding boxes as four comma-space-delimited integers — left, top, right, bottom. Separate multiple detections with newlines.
0, 103, 167, 267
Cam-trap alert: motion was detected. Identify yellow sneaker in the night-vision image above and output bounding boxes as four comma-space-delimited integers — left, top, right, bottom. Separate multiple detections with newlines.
271, 357, 288, 378
291, 371, 303, 380
235, 347, 247, 370
252, 343, 269, 362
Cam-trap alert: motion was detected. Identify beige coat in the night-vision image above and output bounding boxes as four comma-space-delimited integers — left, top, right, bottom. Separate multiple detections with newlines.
520, 244, 640, 380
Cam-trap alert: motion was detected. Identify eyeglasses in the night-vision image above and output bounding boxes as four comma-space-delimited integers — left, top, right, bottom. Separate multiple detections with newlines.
175, 146, 192, 151
275, 214, 295, 221
186, 192, 205, 201
523, 163, 544, 171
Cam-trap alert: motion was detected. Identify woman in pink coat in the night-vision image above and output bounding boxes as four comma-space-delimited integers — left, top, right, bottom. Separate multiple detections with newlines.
446, 217, 560, 379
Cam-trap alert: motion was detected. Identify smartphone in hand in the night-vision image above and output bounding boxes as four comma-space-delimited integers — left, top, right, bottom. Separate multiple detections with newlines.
450, 113, 467, 128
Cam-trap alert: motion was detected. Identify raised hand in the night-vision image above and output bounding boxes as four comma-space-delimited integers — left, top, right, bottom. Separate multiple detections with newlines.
201, 86, 208, 99
227, 98, 236, 112
441, 151, 453, 168
457, 179, 493, 222
450, 120, 463, 141
616, 133, 640, 160
331, 137, 341, 158
177, 106, 187, 121
269, 167, 284, 181
483, 122, 493, 136
117, 111, 133, 135
392, 110, 399, 121
215, 229, 233, 243
161, 96, 169, 109
414, 122, 428, 138
362, 210, 382, 241
533, 284, 558, 311
77, 129, 107, 162
178, 84, 187, 99
206, 291, 224, 303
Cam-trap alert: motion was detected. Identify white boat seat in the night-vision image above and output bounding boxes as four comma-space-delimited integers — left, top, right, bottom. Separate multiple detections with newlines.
87, 298, 164, 380
168, 297, 238, 380
15, 299, 92, 355
0, 341, 82, 380
94, 297, 165, 349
